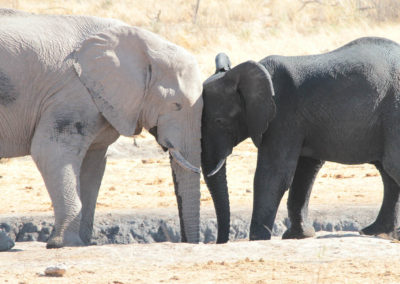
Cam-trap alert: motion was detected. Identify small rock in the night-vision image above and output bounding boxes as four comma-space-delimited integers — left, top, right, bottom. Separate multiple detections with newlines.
44, 265, 67, 277
0, 231, 14, 251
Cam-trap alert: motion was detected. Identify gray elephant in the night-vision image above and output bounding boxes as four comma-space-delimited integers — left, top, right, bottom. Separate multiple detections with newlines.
0, 9, 203, 248
201, 37, 400, 243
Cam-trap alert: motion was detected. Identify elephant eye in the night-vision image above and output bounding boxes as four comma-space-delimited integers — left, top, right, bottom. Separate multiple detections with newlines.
173, 103, 182, 111
215, 118, 226, 126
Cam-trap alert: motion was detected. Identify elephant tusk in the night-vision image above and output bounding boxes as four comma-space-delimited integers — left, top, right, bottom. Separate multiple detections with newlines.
169, 148, 201, 174
207, 158, 226, 177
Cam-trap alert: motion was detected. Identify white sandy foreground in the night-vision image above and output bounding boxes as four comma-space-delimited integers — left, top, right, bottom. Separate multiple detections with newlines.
1, 232, 399, 283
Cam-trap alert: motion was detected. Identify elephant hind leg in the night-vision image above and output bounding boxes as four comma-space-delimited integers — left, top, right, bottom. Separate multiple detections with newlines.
361, 161, 400, 239
79, 147, 108, 244
282, 157, 324, 239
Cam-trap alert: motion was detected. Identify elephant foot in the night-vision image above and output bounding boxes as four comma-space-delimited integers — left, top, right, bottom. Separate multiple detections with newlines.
375, 232, 400, 240
282, 225, 315, 240
46, 232, 85, 249
216, 238, 229, 244
249, 228, 272, 240
79, 230, 93, 246
360, 223, 398, 239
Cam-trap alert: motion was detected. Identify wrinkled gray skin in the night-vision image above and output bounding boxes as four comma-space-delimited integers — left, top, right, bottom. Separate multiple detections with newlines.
0, 9, 203, 248
202, 37, 400, 243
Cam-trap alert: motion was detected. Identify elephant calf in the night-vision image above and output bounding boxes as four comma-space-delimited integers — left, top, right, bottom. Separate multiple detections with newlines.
0, 9, 203, 248
202, 37, 400, 243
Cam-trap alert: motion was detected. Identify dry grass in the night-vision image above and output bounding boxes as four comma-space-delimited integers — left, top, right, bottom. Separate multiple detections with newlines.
1, 0, 400, 75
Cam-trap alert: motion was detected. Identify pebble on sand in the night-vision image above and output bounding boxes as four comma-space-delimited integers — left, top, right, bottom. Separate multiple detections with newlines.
44, 265, 67, 277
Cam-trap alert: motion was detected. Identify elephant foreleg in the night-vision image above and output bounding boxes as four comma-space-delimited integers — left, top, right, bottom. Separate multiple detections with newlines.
79, 147, 108, 244
250, 136, 302, 240
282, 157, 324, 239
361, 161, 400, 239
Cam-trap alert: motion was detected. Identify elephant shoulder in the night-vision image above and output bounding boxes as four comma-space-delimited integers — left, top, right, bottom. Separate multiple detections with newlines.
259, 55, 285, 70
259, 55, 296, 77
259, 56, 297, 95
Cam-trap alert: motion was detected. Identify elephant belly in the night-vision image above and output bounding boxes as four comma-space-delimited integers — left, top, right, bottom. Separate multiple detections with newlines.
0, 139, 30, 158
301, 128, 382, 164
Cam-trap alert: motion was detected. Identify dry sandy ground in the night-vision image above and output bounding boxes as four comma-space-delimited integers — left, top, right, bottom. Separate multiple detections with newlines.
1, 133, 398, 283
1, 233, 400, 283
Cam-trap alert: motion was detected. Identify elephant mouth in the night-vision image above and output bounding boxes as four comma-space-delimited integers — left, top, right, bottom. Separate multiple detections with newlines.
149, 126, 200, 174
149, 126, 168, 152
204, 146, 232, 177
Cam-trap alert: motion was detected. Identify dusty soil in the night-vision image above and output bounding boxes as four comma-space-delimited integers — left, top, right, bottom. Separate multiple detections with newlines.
1, 233, 400, 283
1, 133, 398, 283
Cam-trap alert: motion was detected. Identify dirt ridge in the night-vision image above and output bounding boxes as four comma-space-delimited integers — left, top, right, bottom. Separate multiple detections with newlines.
0, 206, 382, 246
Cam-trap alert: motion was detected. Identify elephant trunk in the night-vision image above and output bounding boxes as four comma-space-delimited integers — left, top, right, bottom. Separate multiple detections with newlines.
202, 145, 230, 243
168, 121, 201, 243
204, 164, 230, 243
171, 157, 200, 243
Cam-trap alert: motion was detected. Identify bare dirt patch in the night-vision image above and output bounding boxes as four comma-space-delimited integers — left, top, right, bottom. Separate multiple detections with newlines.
0, 134, 394, 283
1, 233, 400, 283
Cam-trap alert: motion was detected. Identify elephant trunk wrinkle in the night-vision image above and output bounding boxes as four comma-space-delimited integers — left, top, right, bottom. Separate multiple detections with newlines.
171, 161, 201, 243
204, 163, 230, 243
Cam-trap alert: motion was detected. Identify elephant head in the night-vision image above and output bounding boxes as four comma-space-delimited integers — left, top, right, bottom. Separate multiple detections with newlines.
201, 53, 276, 243
73, 26, 203, 243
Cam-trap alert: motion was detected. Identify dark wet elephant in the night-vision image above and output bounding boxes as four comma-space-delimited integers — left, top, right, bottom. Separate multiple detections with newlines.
201, 38, 400, 243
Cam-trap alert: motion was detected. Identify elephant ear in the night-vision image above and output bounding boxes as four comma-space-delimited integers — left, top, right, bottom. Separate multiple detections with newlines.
73, 26, 152, 136
215, 53, 231, 73
227, 61, 276, 147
